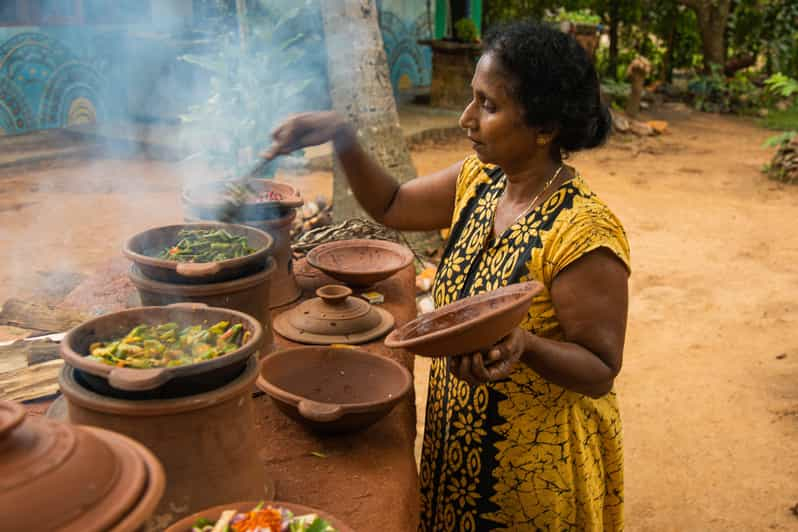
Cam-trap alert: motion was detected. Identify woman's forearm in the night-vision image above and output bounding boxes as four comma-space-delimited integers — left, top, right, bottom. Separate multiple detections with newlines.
331, 124, 403, 224
520, 331, 618, 398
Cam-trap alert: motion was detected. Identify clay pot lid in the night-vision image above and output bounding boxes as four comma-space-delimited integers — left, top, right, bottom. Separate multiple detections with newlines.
0, 400, 164, 531
273, 285, 395, 345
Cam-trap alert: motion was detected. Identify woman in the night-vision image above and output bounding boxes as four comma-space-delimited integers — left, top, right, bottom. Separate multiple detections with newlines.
264, 20, 630, 531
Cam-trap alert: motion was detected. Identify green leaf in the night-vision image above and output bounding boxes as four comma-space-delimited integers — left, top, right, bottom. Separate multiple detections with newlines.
306, 517, 333, 532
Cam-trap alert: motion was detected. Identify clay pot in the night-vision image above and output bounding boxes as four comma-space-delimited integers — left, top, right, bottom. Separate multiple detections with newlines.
55, 355, 267, 527
306, 238, 415, 288
0, 399, 165, 531
256, 346, 412, 434
384, 281, 544, 357
273, 284, 394, 345
128, 258, 275, 349
182, 179, 303, 222
123, 222, 274, 284
164, 500, 354, 532
60, 303, 264, 393
182, 180, 303, 309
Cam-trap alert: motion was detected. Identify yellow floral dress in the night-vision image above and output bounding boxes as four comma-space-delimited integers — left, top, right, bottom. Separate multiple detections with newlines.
419, 156, 631, 531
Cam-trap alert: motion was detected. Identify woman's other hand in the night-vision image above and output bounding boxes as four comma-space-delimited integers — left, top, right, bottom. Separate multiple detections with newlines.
261, 111, 352, 160
449, 328, 529, 385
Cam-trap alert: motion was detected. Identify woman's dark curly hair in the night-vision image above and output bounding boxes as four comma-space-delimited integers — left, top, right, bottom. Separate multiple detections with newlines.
482, 20, 611, 153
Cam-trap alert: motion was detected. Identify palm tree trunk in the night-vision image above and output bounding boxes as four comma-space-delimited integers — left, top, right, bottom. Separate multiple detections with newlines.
321, 0, 440, 252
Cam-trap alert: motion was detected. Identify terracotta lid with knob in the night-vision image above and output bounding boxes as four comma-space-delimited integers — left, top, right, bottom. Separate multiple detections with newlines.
0, 400, 165, 532
273, 284, 395, 345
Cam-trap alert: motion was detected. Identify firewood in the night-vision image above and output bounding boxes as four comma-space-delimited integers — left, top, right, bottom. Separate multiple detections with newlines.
0, 299, 86, 333
0, 359, 63, 402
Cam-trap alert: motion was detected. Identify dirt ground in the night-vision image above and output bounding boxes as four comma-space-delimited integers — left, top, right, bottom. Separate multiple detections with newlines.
1, 102, 797, 530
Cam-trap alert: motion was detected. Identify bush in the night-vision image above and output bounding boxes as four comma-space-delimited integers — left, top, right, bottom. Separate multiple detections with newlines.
687, 67, 764, 114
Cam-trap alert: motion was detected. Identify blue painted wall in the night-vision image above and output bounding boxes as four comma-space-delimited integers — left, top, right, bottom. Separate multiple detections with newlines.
378, 0, 434, 94
0, 1, 434, 135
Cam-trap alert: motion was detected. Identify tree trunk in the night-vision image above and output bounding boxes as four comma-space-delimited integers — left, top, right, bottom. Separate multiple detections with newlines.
321, 0, 439, 252
678, 0, 732, 72
662, 3, 678, 82
608, 0, 619, 80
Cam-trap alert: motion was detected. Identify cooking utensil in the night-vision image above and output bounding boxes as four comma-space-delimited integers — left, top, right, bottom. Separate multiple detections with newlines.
164, 500, 354, 532
256, 346, 412, 433
123, 222, 273, 285
60, 303, 264, 392
273, 285, 394, 345
384, 281, 544, 357
306, 238, 415, 288
0, 400, 165, 532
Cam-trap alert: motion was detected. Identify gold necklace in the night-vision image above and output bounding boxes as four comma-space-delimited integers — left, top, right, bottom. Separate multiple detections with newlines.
503, 164, 565, 225
485, 164, 565, 249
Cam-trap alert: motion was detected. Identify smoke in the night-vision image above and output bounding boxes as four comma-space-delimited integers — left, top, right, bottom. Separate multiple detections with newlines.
0, 0, 330, 309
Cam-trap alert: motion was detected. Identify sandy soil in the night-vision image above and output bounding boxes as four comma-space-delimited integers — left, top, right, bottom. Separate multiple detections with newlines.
1, 103, 797, 530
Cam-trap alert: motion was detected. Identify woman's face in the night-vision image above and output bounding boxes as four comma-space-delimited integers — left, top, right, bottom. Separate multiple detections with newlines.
459, 52, 542, 166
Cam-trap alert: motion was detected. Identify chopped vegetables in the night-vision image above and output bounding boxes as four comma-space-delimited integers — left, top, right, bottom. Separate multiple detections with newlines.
158, 229, 257, 263
191, 503, 336, 532
224, 183, 285, 205
89, 321, 250, 369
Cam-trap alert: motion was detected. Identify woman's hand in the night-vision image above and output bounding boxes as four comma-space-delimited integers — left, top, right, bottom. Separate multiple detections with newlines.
449, 328, 530, 385
261, 111, 352, 160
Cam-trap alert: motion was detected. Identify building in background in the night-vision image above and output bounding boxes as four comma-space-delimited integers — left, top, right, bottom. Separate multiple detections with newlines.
0, 0, 482, 135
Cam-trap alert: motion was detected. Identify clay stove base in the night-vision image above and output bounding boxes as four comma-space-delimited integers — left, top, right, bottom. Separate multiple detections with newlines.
53, 356, 268, 529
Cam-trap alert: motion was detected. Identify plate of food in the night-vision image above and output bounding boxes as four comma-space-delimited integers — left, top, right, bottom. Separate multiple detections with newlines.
164, 500, 353, 532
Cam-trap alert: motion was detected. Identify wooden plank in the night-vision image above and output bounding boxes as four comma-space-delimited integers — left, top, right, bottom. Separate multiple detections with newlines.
0, 340, 60, 374
0, 299, 86, 333
0, 359, 63, 402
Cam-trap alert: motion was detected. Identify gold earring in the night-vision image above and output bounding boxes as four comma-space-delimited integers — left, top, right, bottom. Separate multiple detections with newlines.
537, 136, 550, 146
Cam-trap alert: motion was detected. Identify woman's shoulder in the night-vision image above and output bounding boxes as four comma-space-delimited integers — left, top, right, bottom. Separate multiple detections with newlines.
542, 172, 631, 277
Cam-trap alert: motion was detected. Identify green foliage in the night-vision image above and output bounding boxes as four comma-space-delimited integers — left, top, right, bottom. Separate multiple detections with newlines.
764, 73, 798, 99
180, 2, 323, 178
762, 131, 797, 148
760, 105, 798, 131
600, 79, 631, 107
454, 18, 479, 43
729, 0, 798, 76
547, 7, 601, 25
687, 66, 764, 114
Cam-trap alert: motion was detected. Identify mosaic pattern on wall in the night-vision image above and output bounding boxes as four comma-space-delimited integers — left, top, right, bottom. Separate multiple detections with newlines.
379, 7, 433, 93
0, 32, 104, 135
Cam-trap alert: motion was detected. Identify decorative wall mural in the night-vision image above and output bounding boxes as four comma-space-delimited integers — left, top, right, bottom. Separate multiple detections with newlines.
379, 7, 433, 94
0, 76, 35, 133
0, 32, 104, 134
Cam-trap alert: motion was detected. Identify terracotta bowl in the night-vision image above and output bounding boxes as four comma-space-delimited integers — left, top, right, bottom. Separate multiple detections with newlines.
182, 179, 303, 222
61, 303, 263, 393
164, 500, 353, 532
306, 238, 415, 287
123, 222, 274, 284
384, 281, 544, 357
256, 346, 412, 434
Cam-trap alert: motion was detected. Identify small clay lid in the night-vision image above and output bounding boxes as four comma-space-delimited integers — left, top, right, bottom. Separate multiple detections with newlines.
0, 400, 164, 531
273, 285, 394, 345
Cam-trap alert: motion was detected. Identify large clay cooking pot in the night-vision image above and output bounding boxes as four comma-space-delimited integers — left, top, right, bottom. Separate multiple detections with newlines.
123, 222, 274, 284
60, 302, 264, 393
56, 355, 267, 528
256, 346, 412, 433
0, 400, 165, 531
